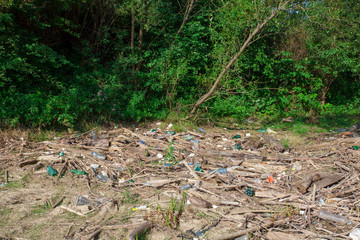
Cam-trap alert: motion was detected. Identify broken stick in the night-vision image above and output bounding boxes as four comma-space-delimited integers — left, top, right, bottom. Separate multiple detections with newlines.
127, 221, 153, 240
212, 218, 289, 240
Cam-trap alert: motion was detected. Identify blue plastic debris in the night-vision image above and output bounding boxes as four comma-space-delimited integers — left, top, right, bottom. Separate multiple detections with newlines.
138, 140, 147, 145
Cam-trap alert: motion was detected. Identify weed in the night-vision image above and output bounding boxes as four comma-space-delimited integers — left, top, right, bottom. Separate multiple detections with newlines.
0, 206, 11, 228
121, 189, 140, 204
281, 139, 290, 149
135, 228, 150, 240
27, 222, 46, 239
5, 173, 30, 189
281, 205, 299, 218
31, 203, 52, 216
164, 142, 180, 166
153, 192, 186, 229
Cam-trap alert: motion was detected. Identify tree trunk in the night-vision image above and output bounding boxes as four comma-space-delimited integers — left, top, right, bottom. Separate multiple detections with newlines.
131, 10, 135, 74
186, 0, 291, 119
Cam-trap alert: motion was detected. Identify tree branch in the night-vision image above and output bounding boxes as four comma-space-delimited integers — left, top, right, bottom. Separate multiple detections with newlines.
186, 0, 291, 119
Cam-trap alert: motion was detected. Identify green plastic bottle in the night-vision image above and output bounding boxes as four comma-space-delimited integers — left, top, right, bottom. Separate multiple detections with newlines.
47, 166, 58, 176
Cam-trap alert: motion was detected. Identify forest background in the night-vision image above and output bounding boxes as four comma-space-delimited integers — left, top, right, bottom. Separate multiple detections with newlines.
0, 0, 359, 130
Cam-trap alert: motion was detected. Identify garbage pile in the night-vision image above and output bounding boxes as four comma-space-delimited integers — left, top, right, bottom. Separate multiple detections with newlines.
1, 124, 360, 239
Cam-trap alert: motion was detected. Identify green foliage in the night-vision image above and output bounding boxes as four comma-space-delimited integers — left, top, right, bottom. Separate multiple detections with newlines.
157, 192, 186, 229
121, 189, 140, 204
0, 0, 359, 128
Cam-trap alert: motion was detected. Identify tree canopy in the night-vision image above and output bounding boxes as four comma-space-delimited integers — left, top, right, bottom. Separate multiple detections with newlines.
0, 0, 359, 128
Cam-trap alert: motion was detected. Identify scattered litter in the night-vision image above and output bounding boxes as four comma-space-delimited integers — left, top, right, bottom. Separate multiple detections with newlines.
266, 128, 276, 134
90, 164, 99, 171
318, 198, 325, 206
97, 171, 109, 181
132, 205, 149, 211
181, 183, 192, 190
70, 169, 88, 175
138, 140, 147, 145
245, 188, 255, 197
350, 228, 360, 240
165, 131, 176, 136
91, 152, 106, 160
318, 210, 349, 224
3, 124, 360, 239
292, 161, 302, 171
235, 143, 242, 150
76, 196, 91, 206
183, 134, 194, 141
47, 166, 58, 176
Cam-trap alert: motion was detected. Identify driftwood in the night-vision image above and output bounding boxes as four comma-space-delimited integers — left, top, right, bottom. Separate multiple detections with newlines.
212, 218, 289, 240
127, 221, 153, 240
262, 134, 285, 152
84, 229, 101, 240
188, 195, 212, 208
198, 149, 264, 160
19, 159, 39, 167
312, 174, 344, 190
298, 173, 321, 193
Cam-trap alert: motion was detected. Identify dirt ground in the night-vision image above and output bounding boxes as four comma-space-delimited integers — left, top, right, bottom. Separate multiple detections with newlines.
1, 123, 360, 240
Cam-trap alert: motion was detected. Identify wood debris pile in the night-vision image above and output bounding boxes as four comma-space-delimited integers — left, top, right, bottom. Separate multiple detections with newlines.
1, 126, 360, 239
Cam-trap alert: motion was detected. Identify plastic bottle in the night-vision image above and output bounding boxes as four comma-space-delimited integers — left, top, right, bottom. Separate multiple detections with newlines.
190, 139, 199, 150
76, 196, 91, 206
97, 172, 108, 181
318, 210, 349, 224
165, 131, 176, 136
217, 168, 227, 174
91, 130, 97, 140
181, 183, 192, 190
183, 134, 194, 141
47, 166, 58, 176
235, 143, 242, 150
232, 134, 241, 139
91, 152, 106, 160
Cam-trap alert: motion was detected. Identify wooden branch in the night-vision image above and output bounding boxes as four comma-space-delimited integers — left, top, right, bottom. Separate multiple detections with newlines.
127, 221, 153, 240
84, 229, 101, 240
212, 218, 289, 240
177, 0, 196, 35
186, 0, 291, 118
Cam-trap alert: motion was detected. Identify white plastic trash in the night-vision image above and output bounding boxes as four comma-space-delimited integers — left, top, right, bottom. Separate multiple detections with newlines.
350, 228, 360, 240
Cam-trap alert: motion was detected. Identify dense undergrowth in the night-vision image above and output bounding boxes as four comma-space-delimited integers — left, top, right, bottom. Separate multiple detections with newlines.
0, 0, 359, 130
